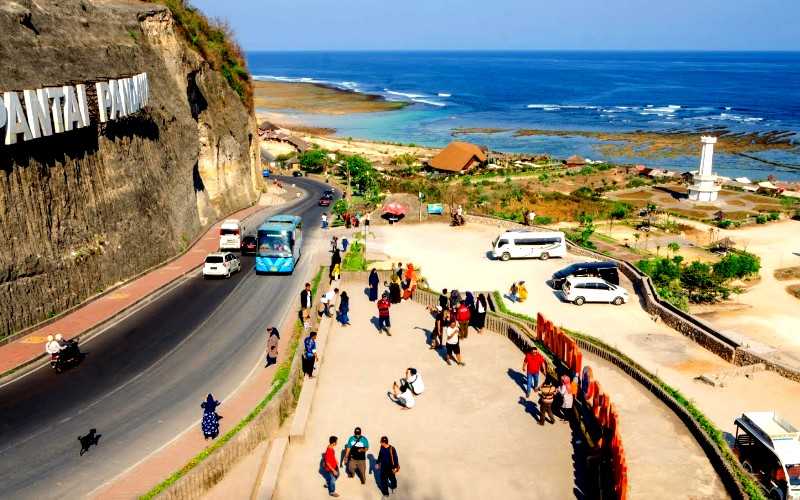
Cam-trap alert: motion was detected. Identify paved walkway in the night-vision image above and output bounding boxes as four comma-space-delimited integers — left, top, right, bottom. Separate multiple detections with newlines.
0, 196, 286, 378
274, 276, 577, 500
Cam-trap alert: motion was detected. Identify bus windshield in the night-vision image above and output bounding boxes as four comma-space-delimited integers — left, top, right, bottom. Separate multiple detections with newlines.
258, 232, 292, 257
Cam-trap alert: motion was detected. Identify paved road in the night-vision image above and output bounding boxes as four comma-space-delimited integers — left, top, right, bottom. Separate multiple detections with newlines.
0, 177, 331, 499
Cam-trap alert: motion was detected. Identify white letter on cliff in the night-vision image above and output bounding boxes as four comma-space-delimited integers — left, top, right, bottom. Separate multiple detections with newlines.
62, 86, 82, 132
45, 87, 65, 133
76, 84, 90, 127
127, 78, 139, 113
139, 73, 149, 106
96, 82, 112, 123
4, 91, 33, 145
117, 78, 130, 117
109, 79, 123, 119
0, 96, 6, 133
24, 89, 53, 139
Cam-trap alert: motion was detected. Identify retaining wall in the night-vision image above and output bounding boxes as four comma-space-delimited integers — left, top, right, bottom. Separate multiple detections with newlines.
465, 213, 800, 382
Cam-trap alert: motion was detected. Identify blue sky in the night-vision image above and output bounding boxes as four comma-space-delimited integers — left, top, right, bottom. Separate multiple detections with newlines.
192, 0, 800, 51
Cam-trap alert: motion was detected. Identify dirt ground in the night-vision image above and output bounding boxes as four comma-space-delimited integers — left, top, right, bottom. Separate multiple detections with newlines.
359, 221, 800, 438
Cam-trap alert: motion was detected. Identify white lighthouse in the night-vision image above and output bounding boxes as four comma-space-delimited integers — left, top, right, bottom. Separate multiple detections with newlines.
688, 136, 721, 202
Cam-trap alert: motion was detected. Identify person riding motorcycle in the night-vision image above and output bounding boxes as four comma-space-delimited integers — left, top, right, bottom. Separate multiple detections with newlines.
45, 335, 61, 356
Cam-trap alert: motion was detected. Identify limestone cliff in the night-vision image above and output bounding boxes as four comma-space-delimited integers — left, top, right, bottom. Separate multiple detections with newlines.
0, 0, 260, 337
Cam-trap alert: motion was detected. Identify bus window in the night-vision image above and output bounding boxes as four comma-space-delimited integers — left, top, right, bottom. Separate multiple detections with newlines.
258, 232, 292, 257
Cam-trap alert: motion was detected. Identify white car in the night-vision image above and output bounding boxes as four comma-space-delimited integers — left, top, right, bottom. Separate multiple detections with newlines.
562, 276, 628, 306
202, 252, 241, 279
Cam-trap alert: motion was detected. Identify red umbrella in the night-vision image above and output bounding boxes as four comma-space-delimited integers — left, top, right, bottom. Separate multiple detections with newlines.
382, 202, 408, 216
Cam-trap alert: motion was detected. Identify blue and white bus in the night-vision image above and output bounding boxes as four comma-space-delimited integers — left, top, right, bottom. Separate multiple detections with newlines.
255, 215, 303, 273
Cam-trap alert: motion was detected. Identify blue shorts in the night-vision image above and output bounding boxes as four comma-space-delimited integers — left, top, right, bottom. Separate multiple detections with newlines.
378, 316, 391, 329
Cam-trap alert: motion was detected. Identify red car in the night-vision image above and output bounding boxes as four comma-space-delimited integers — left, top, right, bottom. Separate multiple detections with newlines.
318, 197, 332, 207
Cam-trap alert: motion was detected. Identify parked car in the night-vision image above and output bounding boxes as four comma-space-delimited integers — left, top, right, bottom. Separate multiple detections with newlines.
551, 261, 619, 289
241, 234, 257, 255
292, 170, 304, 177
318, 196, 332, 207
202, 252, 241, 279
561, 276, 628, 306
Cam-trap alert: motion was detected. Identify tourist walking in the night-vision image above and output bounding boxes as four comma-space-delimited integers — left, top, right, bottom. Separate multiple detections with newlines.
330, 248, 342, 270
394, 262, 404, 282
377, 292, 392, 335
456, 300, 471, 339
302, 331, 318, 378
342, 237, 349, 252
375, 436, 400, 498
464, 291, 475, 310
438, 288, 449, 310
368, 268, 380, 301
200, 394, 221, 439
329, 262, 341, 284
539, 380, 557, 425
473, 293, 488, 334
444, 319, 464, 366
344, 427, 369, 484
336, 291, 350, 326
449, 289, 461, 310
322, 436, 340, 497
389, 273, 402, 304
321, 213, 329, 229
522, 346, 546, 398
558, 375, 575, 423
265, 327, 279, 367
300, 282, 313, 327
428, 305, 444, 349
402, 263, 417, 300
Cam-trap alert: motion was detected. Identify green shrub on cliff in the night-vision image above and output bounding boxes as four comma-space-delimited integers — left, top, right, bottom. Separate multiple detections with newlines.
154, 0, 253, 109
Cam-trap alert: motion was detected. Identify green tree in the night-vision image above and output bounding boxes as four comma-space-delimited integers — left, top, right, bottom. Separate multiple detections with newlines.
341, 155, 380, 201
332, 199, 349, 217
713, 251, 760, 280
667, 242, 680, 255
298, 149, 328, 173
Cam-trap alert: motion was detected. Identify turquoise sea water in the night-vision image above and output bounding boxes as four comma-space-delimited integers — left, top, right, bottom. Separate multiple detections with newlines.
248, 51, 800, 181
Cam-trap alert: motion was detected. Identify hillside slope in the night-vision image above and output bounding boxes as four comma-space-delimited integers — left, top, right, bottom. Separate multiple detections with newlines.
0, 0, 260, 336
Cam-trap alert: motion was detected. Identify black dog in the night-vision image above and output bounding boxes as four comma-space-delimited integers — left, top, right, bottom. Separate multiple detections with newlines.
78, 429, 101, 456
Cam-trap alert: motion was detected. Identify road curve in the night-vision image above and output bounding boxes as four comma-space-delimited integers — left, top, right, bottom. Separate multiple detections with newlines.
0, 177, 332, 499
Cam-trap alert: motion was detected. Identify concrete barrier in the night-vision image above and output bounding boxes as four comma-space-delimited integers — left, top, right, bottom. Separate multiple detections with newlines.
254, 437, 288, 500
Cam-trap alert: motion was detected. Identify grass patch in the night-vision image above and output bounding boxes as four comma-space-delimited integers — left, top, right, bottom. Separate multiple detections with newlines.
774, 266, 800, 281
152, 0, 253, 108
490, 291, 764, 499
140, 268, 323, 500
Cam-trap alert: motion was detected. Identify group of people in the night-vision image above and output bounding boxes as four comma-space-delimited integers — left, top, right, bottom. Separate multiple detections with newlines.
522, 346, 576, 425
508, 280, 528, 303
367, 262, 418, 305
424, 288, 489, 367
322, 429, 400, 498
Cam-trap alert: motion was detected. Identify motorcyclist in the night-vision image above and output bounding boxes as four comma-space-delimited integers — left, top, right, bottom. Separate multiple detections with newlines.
55, 333, 79, 357
45, 335, 61, 356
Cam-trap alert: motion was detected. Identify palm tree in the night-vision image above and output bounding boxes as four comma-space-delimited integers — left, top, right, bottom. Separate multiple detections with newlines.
668, 242, 680, 256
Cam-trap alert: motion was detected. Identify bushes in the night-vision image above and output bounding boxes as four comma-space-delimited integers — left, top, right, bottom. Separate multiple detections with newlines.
342, 242, 367, 272
298, 149, 328, 173
533, 215, 553, 225
154, 0, 253, 108
713, 251, 760, 280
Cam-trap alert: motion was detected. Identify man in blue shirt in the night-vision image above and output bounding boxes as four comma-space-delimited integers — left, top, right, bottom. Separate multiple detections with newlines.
375, 436, 399, 497
343, 426, 369, 485
302, 331, 317, 378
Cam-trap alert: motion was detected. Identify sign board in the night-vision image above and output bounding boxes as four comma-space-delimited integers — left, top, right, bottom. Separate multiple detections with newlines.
1, 73, 149, 146
427, 203, 444, 215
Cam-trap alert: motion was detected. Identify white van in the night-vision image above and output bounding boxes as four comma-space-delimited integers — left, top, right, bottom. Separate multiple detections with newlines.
492, 230, 566, 261
219, 219, 242, 251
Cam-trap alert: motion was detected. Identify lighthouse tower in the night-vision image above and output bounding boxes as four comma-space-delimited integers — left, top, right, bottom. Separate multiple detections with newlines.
688, 136, 721, 202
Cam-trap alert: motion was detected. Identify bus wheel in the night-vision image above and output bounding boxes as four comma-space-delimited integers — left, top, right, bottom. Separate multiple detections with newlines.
501, 253, 510, 262
540, 252, 550, 261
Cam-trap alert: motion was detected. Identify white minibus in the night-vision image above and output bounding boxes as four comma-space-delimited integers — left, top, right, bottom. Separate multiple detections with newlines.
492, 230, 566, 261
219, 219, 242, 251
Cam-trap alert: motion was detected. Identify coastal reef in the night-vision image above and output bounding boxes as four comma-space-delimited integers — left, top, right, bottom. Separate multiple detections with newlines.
254, 81, 408, 115
0, 0, 260, 337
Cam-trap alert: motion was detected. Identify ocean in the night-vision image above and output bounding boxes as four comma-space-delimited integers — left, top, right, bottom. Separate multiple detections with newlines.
247, 51, 800, 181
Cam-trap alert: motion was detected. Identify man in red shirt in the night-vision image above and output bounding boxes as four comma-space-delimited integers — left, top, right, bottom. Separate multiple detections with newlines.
377, 292, 392, 336
456, 300, 471, 339
522, 346, 547, 399
323, 435, 340, 497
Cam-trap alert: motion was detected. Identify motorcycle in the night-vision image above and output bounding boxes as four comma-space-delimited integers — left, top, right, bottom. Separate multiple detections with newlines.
450, 213, 466, 227
50, 340, 82, 373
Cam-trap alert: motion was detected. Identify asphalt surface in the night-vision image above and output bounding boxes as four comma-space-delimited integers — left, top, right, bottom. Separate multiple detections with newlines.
0, 177, 332, 499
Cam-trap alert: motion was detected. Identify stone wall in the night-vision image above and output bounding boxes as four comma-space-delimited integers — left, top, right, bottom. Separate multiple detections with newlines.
0, 2, 259, 337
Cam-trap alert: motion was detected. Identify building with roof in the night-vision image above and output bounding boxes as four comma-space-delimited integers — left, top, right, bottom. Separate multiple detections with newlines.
565, 155, 586, 167
427, 141, 487, 173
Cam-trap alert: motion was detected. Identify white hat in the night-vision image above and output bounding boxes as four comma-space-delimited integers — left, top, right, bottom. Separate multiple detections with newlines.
55, 334, 63, 341
47, 335, 54, 342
